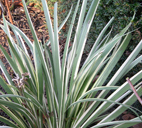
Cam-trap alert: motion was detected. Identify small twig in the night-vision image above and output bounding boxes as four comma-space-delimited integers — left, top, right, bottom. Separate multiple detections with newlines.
126, 77, 142, 105
4, 0, 13, 24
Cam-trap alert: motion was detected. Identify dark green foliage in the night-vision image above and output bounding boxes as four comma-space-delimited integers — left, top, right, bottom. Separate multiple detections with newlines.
91, 0, 141, 46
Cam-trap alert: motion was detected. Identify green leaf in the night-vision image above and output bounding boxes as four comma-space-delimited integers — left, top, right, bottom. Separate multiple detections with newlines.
91, 120, 142, 128
0, 60, 14, 86
0, 116, 18, 128
7, 22, 33, 52
78, 86, 119, 100
0, 105, 27, 128
0, 77, 19, 103
7, 37, 27, 74
0, 45, 20, 75
33, 42, 43, 104
92, 33, 131, 88
87, 17, 114, 60
22, 0, 39, 47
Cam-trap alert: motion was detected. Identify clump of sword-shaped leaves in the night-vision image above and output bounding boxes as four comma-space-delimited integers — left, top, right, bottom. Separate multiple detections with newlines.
0, 0, 142, 127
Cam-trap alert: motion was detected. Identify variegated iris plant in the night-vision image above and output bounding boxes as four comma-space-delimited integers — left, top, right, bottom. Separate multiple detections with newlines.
0, 0, 142, 127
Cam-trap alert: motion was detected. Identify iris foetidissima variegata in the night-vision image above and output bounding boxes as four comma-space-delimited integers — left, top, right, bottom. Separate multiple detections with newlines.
0, 0, 142, 127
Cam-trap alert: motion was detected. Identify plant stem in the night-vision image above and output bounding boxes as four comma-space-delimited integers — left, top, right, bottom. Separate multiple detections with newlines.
126, 77, 142, 105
